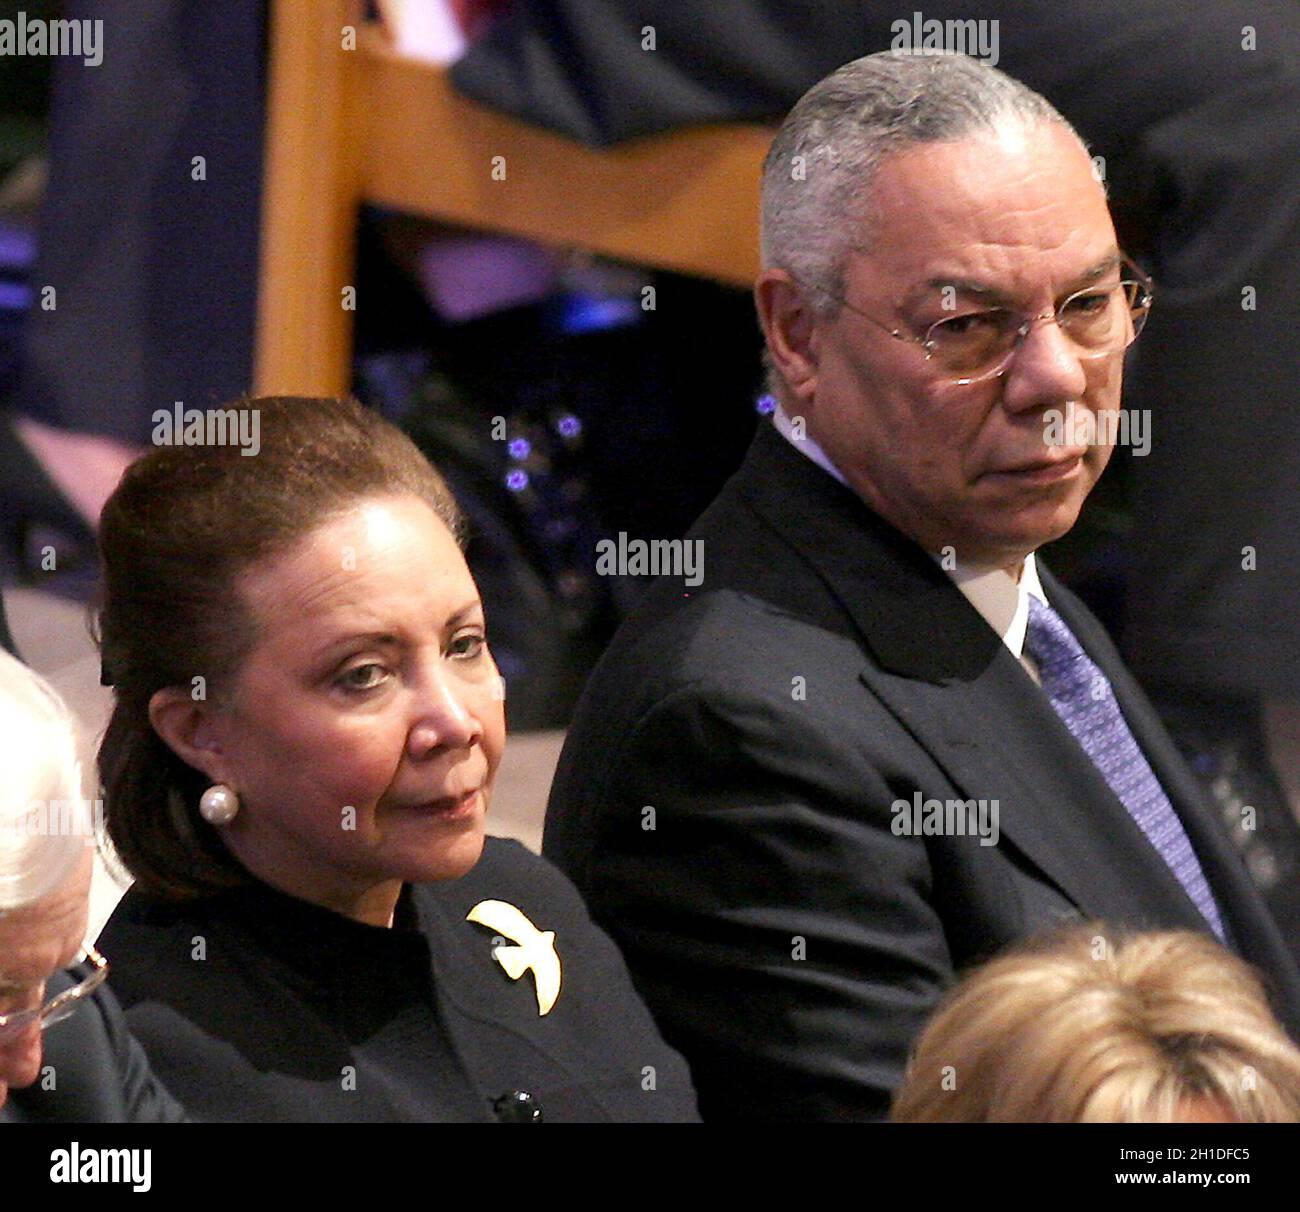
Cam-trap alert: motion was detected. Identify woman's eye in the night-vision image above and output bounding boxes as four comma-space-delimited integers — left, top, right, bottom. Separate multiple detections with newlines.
449, 632, 486, 660
337, 663, 388, 692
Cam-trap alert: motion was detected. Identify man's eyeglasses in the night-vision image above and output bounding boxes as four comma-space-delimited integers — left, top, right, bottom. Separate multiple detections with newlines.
799, 259, 1155, 386
0, 946, 109, 1044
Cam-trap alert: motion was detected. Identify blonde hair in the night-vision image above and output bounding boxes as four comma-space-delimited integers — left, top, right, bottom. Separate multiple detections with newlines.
891, 925, 1300, 1122
0, 650, 89, 911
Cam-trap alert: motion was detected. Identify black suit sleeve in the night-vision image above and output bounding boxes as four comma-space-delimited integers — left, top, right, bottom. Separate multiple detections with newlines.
97, 984, 189, 1124
7, 972, 188, 1123
452, 0, 865, 144
567, 679, 956, 1121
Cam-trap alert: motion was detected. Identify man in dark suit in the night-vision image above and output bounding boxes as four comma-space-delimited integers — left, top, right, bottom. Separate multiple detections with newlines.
542, 51, 1300, 1120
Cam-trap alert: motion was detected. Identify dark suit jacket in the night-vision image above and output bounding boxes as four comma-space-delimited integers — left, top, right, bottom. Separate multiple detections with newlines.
543, 422, 1300, 1120
1, 967, 187, 1123
98, 837, 698, 1123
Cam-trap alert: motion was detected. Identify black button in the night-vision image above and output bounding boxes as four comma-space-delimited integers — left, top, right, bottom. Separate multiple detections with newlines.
493, 1089, 543, 1123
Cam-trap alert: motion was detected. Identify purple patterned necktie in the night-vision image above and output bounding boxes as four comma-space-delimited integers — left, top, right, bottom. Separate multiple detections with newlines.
1025, 595, 1226, 942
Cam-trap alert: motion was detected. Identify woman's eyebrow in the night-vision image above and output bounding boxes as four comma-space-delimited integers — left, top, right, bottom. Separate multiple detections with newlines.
446, 601, 484, 628
312, 604, 483, 658
312, 630, 400, 659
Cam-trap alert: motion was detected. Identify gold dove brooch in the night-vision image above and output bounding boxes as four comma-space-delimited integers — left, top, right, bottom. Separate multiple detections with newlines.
467, 900, 563, 1016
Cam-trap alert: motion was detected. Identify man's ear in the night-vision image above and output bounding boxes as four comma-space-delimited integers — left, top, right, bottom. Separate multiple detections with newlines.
148, 687, 229, 787
755, 270, 820, 405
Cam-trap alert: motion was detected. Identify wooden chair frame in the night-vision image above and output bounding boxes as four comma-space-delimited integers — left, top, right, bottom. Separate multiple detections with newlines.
254, 0, 773, 396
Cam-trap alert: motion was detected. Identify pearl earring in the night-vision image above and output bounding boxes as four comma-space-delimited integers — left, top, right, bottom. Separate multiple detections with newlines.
199, 784, 240, 826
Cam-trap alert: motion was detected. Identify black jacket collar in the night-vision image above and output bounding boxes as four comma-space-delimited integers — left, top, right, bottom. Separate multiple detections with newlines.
731, 422, 1018, 683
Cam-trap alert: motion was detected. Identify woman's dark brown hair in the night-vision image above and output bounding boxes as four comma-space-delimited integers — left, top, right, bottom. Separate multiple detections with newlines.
96, 396, 462, 900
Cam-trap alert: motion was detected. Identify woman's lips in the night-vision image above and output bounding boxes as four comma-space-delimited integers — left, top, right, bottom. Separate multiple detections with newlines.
397, 788, 482, 821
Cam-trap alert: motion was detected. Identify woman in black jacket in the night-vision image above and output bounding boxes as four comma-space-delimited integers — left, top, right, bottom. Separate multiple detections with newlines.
94, 396, 697, 1123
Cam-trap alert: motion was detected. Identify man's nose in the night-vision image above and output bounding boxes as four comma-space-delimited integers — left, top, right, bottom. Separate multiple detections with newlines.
406, 667, 481, 757
999, 316, 1089, 412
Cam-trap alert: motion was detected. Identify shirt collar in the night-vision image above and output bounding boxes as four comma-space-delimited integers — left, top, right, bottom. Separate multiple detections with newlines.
943, 553, 1047, 661
771, 403, 848, 487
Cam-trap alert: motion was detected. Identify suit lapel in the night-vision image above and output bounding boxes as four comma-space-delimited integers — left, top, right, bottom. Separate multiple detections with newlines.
856, 614, 1214, 933
733, 425, 1226, 932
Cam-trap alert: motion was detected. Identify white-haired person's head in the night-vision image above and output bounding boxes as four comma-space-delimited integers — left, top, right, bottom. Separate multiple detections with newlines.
0, 649, 90, 911
891, 924, 1300, 1123
0, 650, 95, 1109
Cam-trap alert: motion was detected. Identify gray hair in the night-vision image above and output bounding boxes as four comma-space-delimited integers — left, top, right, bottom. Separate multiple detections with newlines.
0, 651, 89, 912
760, 51, 1081, 320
